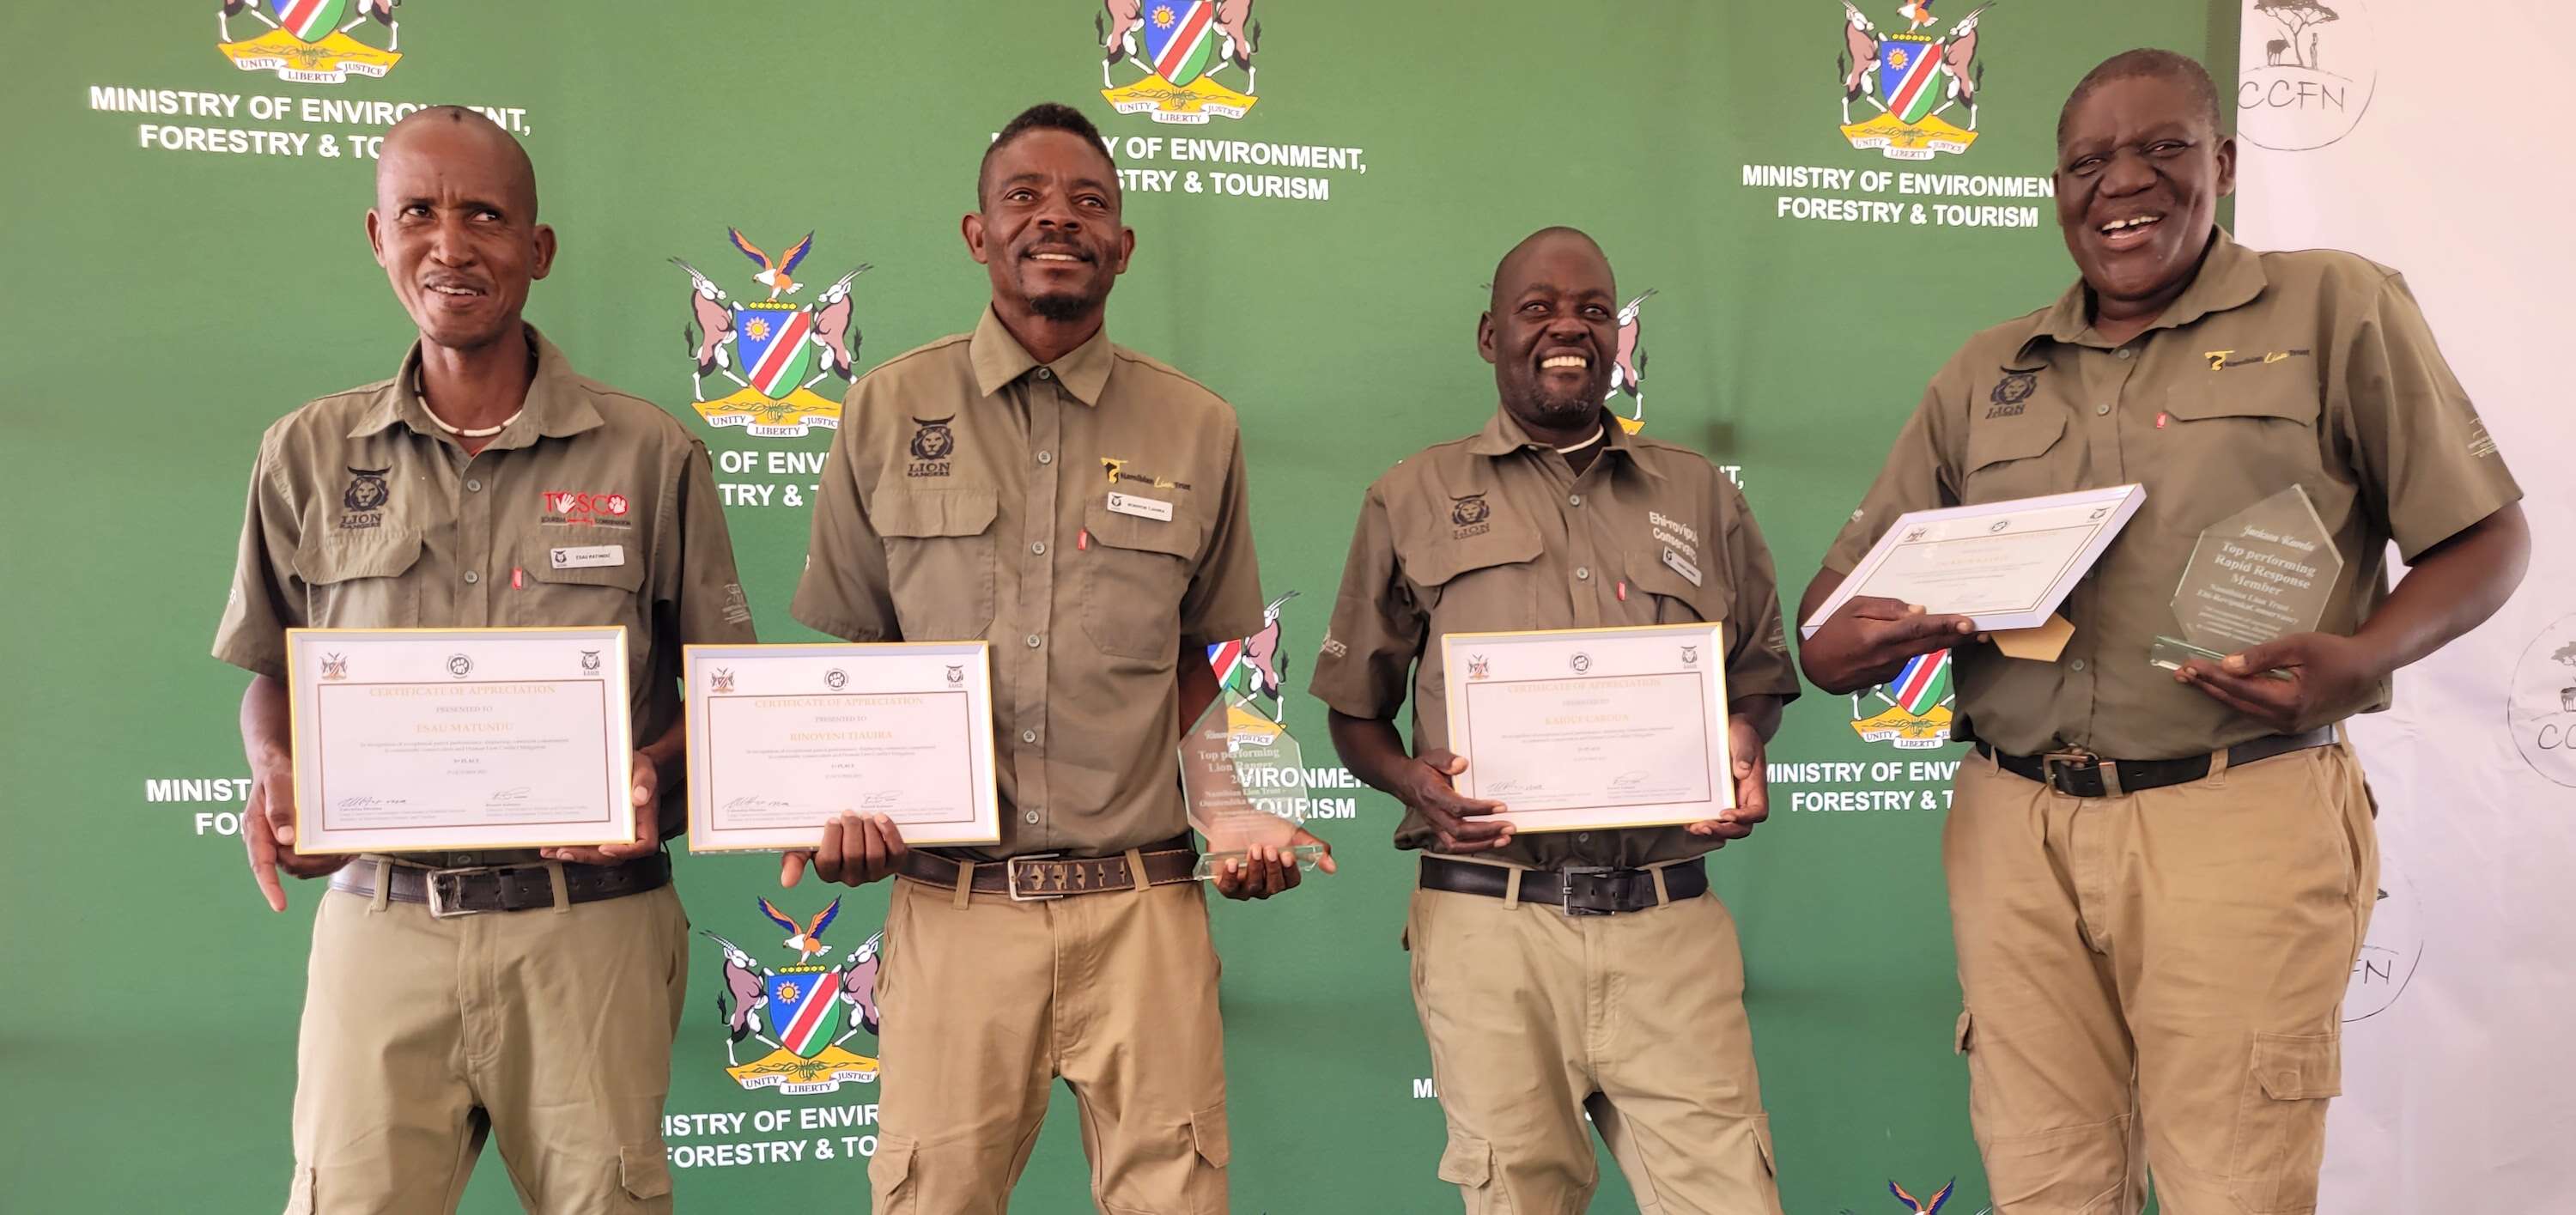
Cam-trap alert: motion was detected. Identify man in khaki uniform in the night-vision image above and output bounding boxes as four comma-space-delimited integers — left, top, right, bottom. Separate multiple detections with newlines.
1311, 228, 1800, 1215
787, 102, 1327, 1215
1799, 52, 2529, 1215
214, 108, 755, 1213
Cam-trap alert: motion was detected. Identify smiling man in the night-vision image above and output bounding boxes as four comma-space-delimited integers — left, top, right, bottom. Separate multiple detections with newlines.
1796, 51, 2528, 1214
1312, 227, 1801, 1214
213, 106, 754, 1212
789, 101, 1322, 1215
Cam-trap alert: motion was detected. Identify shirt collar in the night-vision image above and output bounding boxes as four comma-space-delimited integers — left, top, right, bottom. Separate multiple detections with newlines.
1463, 408, 1663, 479
969, 307, 1114, 406
346, 325, 603, 446
2021, 227, 2269, 357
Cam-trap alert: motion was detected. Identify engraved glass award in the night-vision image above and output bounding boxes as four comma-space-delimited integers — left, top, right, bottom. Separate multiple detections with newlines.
2148, 485, 2342, 676
1177, 692, 1321, 879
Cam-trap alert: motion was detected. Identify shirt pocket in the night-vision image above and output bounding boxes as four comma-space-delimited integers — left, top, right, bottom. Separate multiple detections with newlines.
1625, 548, 1730, 628
2154, 383, 2353, 538
1959, 410, 2070, 506
1404, 524, 1543, 632
873, 488, 999, 641
291, 526, 424, 628
1080, 500, 1208, 661
513, 528, 650, 676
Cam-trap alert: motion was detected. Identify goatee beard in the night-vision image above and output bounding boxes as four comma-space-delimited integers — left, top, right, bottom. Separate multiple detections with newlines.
1031, 291, 1095, 323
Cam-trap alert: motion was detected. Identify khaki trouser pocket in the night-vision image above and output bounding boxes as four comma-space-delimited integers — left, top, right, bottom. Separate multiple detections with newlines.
1751, 1115, 1778, 1179
2229, 1031, 2341, 1213
283, 1163, 317, 1215
1188, 1102, 1231, 1214
1437, 1128, 1507, 1212
870, 1134, 920, 1213
617, 1143, 673, 1209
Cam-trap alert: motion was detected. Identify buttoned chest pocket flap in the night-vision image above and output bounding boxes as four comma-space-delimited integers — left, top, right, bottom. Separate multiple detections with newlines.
291, 526, 424, 628
1960, 409, 2069, 505
1080, 501, 1209, 660
874, 488, 999, 640
1626, 549, 1730, 628
1403, 525, 1544, 631
517, 528, 648, 643
2156, 382, 2344, 535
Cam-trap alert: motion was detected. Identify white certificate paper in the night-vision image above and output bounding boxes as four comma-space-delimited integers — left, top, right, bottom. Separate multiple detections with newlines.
1441, 623, 1733, 834
684, 642, 1001, 851
1801, 484, 2147, 638
285, 627, 634, 854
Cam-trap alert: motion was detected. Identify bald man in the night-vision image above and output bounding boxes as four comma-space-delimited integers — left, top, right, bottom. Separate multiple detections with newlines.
213, 107, 754, 1213
1313, 228, 1800, 1214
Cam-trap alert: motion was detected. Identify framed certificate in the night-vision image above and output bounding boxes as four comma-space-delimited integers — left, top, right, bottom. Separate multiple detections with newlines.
1800, 484, 2147, 638
683, 642, 1001, 851
1440, 622, 1733, 834
284, 627, 635, 855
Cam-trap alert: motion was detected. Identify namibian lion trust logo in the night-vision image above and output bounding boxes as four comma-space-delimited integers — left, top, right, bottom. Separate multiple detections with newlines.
1097, 1, 1263, 124
1208, 591, 1298, 744
217, 0, 406, 83
2507, 611, 2576, 788
2238, 0, 2377, 152
1850, 648, 1953, 748
1838, 1176, 1992, 1215
1834, 2, 1997, 160
703, 897, 884, 1095
669, 228, 871, 439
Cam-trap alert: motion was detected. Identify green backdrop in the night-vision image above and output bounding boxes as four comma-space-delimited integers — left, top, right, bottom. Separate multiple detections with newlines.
1, 2, 2232, 1210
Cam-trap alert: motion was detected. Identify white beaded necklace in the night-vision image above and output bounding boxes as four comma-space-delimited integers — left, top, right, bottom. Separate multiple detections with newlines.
414, 368, 524, 439
1552, 426, 1607, 455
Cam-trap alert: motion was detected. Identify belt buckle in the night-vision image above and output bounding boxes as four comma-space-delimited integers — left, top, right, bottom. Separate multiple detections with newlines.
1006, 854, 1066, 902
1559, 866, 1625, 917
424, 866, 496, 919
2041, 750, 2119, 797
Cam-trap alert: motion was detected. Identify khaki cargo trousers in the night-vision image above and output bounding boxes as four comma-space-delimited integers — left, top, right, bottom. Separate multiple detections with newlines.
286, 866, 690, 1214
1407, 875, 1784, 1215
1947, 742, 2377, 1215
868, 875, 1230, 1215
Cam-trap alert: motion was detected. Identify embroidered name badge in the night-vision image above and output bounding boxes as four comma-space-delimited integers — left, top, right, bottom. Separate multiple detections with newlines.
1106, 491, 1174, 522
550, 544, 625, 569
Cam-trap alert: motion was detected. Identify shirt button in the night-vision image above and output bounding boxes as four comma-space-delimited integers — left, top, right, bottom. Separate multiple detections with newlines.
2069, 659, 2088, 672
1032, 541, 1048, 556
465, 478, 482, 492
462, 570, 479, 585
1575, 567, 1591, 581
1569, 494, 1583, 507
1025, 634, 1042, 648
1576, 833, 1590, 842
1037, 451, 1054, 465
1021, 729, 1038, 744
2116, 348, 2135, 360
1036, 368, 1054, 380
2096, 402, 2112, 416
1024, 810, 1041, 825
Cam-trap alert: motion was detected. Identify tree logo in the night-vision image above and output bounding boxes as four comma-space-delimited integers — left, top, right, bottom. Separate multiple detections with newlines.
2238, 0, 2379, 151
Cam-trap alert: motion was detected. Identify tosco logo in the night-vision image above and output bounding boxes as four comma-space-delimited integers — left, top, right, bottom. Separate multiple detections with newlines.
2238, 0, 2378, 151
2506, 611, 2576, 787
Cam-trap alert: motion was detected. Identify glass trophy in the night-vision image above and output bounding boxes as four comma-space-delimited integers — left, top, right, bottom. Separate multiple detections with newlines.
2148, 485, 2343, 677
1178, 691, 1322, 879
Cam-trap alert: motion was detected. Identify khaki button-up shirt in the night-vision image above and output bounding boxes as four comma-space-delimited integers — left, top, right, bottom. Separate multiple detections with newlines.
1309, 410, 1802, 869
1825, 231, 2522, 759
791, 309, 1266, 860
212, 327, 758, 836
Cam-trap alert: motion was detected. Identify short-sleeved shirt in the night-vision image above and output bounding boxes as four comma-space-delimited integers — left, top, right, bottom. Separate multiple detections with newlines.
790, 307, 1265, 860
1825, 230, 2521, 760
1308, 410, 1802, 869
212, 326, 759, 835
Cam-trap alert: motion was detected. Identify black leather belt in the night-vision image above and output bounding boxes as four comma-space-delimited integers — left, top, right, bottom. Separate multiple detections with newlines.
329, 852, 671, 916
899, 834, 1199, 901
1419, 855, 1708, 915
1978, 726, 2337, 799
